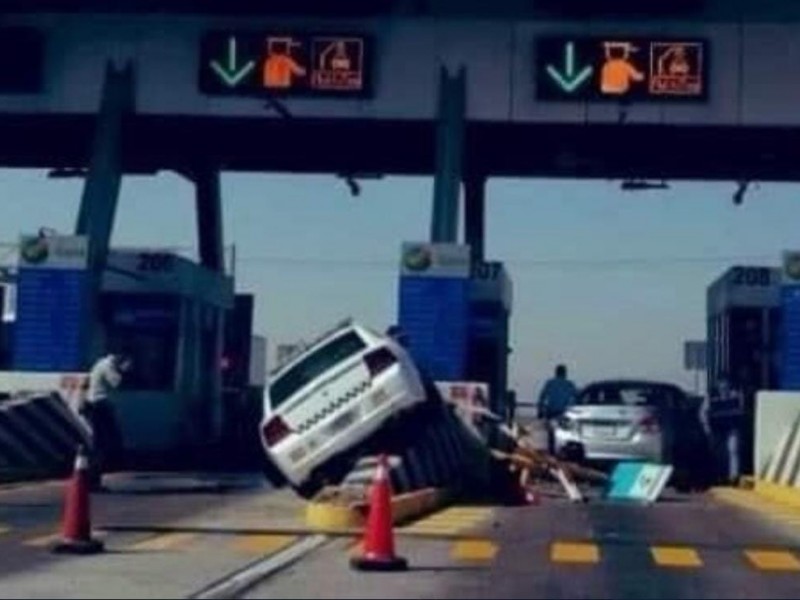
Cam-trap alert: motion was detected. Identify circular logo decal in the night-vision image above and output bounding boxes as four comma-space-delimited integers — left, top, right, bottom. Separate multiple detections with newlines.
403, 245, 433, 272
20, 237, 49, 265
787, 255, 800, 281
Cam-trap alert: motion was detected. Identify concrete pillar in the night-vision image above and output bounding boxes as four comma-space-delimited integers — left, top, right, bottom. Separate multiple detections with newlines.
74, 61, 135, 363
464, 173, 486, 265
195, 167, 224, 272
193, 166, 225, 446
430, 67, 466, 243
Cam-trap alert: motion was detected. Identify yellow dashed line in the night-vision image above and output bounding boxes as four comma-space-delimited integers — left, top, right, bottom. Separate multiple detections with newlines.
551, 542, 600, 564
745, 550, 800, 571
402, 506, 492, 535
232, 534, 297, 556
129, 532, 197, 552
650, 546, 703, 568
452, 539, 498, 563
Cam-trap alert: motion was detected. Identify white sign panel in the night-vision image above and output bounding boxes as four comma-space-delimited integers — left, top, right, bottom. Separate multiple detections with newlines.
18, 235, 88, 270
684, 340, 707, 371
435, 381, 490, 419
400, 242, 470, 278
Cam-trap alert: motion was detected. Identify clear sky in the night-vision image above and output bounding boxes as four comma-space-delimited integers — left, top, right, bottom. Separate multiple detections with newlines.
1, 169, 798, 398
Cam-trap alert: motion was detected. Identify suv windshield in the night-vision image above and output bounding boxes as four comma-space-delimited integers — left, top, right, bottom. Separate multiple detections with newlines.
576, 384, 677, 408
270, 331, 366, 409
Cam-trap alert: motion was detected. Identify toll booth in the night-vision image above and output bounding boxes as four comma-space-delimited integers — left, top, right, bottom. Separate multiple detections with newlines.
397, 244, 513, 421
221, 294, 268, 468
466, 261, 513, 419
96, 249, 234, 461
706, 265, 781, 481
398, 243, 472, 382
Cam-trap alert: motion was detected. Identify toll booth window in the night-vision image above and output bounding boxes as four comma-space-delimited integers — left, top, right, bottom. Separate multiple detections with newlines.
102, 294, 179, 391
577, 383, 673, 407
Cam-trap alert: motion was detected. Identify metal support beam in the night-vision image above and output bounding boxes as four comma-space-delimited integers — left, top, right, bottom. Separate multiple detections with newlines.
464, 173, 486, 265
194, 165, 226, 446
430, 66, 466, 243
74, 61, 134, 363
195, 167, 224, 273
75, 61, 134, 269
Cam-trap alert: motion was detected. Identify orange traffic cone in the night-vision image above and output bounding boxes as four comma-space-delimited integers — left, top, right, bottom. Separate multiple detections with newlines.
350, 455, 408, 572
52, 446, 104, 555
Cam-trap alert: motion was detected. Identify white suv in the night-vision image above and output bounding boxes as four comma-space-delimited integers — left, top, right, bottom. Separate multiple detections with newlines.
260, 322, 427, 498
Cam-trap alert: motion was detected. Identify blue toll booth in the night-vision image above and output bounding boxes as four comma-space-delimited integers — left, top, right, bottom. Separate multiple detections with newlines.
96, 249, 233, 459
13, 234, 91, 372
398, 243, 471, 381
706, 265, 782, 481
781, 252, 800, 389
397, 244, 514, 421
7, 235, 235, 463
466, 261, 513, 419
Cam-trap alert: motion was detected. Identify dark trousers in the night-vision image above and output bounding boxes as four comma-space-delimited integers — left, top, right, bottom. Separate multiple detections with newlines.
81, 400, 122, 487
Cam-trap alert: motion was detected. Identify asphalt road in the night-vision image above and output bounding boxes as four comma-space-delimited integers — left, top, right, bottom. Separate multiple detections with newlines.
247, 490, 800, 600
1, 473, 800, 599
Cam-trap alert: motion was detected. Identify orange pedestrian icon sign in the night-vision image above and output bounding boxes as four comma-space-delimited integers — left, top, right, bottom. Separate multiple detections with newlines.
262, 36, 306, 89
600, 41, 645, 96
649, 42, 703, 96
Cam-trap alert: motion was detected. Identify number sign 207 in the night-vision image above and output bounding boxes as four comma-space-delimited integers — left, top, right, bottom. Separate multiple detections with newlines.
472, 262, 502, 280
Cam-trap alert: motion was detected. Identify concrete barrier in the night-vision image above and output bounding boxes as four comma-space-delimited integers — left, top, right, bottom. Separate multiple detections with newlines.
305, 488, 448, 532
0, 393, 90, 479
755, 392, 800, 482
739, 391, 800, 506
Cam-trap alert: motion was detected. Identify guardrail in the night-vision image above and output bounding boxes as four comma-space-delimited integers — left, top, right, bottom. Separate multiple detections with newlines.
0, 393, 90, 480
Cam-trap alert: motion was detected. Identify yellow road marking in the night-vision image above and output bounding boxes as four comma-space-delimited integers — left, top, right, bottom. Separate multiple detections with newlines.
129, 532, 197, 552
745, 550, 800, 571
423, 513, 487, 522
232, 534, 297, 555
403, 524, 468, 534
551, 542, 600, 564
452, 539, 498, 562
402, 506, 492, 535
651, 546, 703, 568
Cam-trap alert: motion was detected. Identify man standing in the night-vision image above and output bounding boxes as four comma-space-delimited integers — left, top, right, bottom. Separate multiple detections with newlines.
82, 353, 131, 491
538, 365, 578, 453
538, 364, 577, 420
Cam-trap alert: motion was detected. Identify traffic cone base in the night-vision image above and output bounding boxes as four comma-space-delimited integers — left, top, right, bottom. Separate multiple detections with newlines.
350, 455, 408, 572
52, 538, 104, 555
350, 554, 408, 572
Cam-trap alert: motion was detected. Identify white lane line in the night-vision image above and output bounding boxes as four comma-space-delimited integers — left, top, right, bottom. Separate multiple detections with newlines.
188, 534, 328, 600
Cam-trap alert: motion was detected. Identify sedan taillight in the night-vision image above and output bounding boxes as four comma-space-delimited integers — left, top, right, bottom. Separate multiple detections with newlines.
639, 415, 660, 434
262, 415, 292, 447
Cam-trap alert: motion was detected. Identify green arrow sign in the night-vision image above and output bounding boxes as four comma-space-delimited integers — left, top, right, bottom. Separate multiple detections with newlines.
209, 37, 256, 88
545, 42, 593, 93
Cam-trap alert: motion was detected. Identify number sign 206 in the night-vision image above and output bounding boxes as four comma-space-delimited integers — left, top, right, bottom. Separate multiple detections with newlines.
137, 252, 174, 273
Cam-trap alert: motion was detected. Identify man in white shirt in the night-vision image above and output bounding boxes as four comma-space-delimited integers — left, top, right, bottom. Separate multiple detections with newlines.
82, 353, 132, 491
